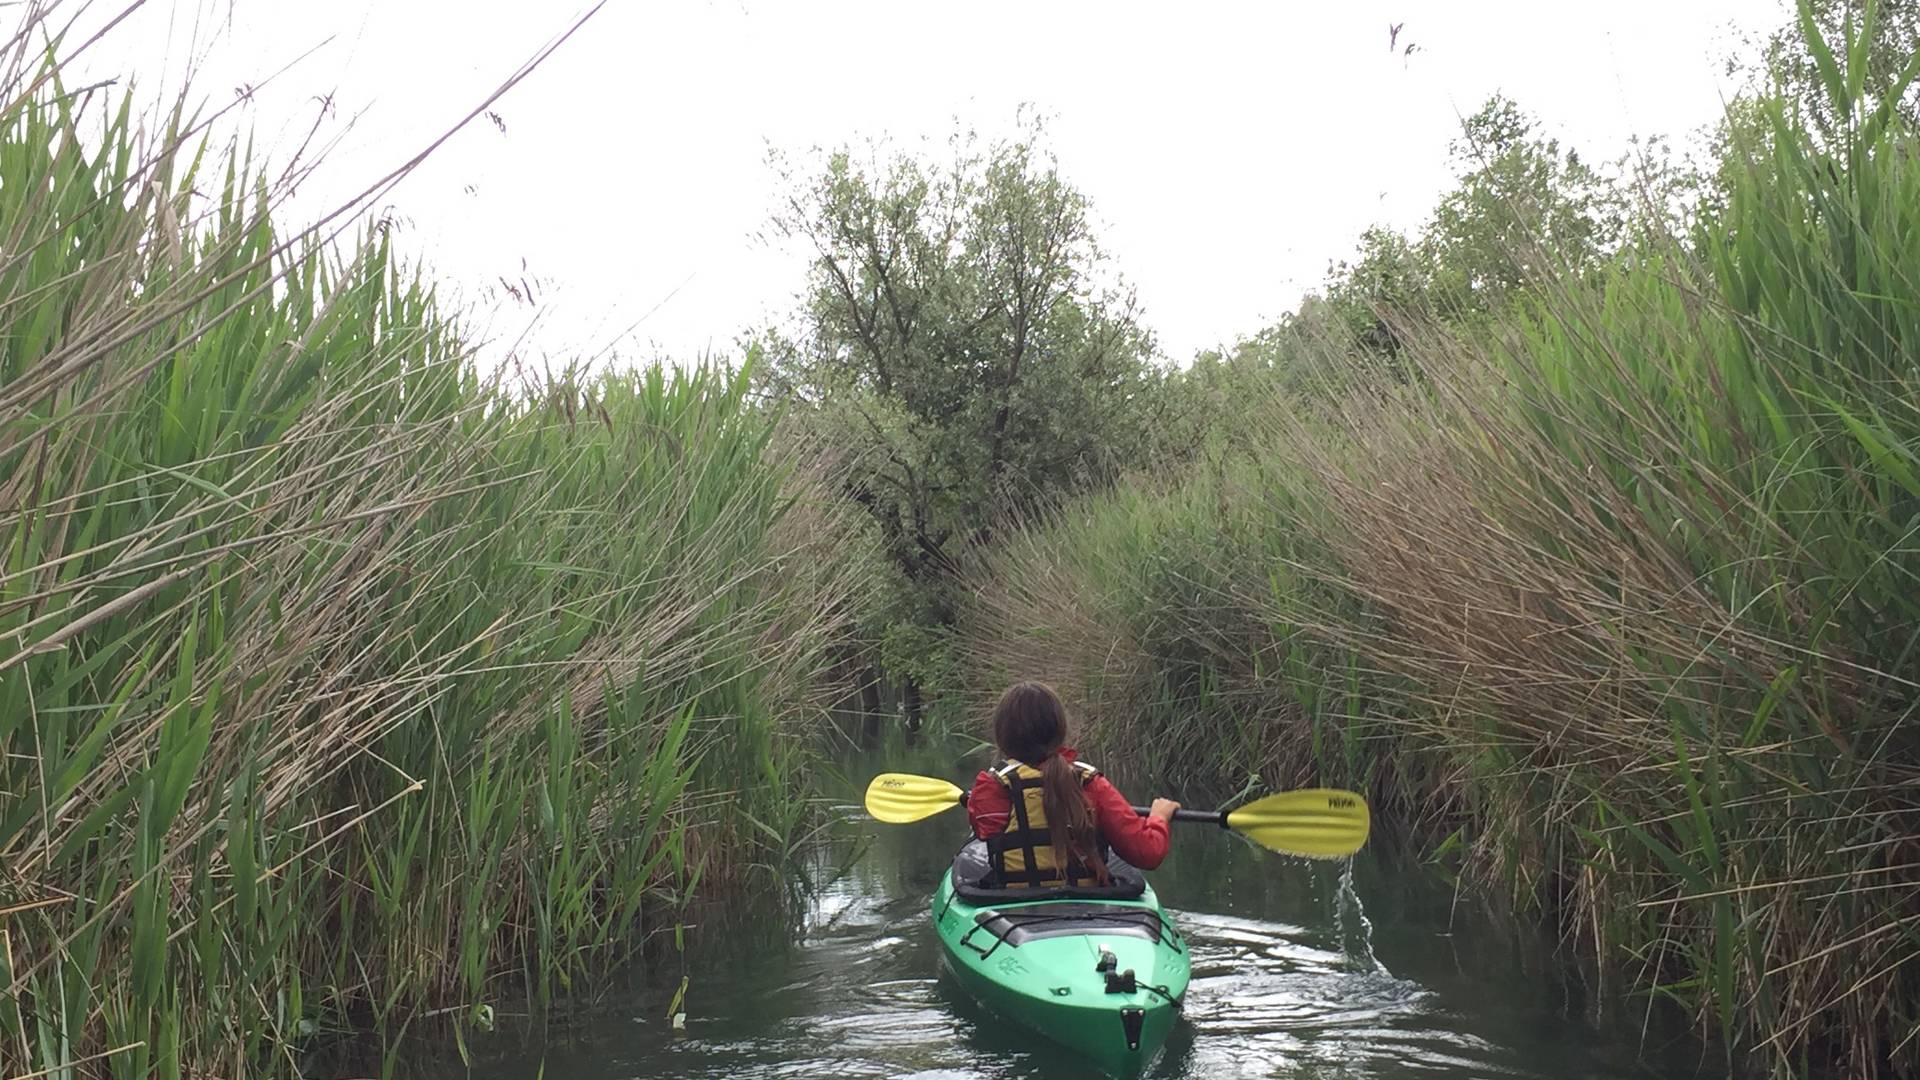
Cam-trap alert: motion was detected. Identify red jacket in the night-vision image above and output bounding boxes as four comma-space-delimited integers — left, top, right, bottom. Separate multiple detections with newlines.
966, 747, 1171, 870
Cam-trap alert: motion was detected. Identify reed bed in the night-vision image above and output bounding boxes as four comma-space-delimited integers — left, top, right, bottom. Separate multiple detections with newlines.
959, 27, 1920, 1079
0, 21, 872, 1079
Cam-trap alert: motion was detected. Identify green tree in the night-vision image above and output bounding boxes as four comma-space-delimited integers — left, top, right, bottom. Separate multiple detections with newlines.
1424, 95, 1621, 317
1755, 0, 1920, 142
1693, 1, 1920, 221
760, 122, 1161, 723
1211, 95, 1616, 401
1320, 225, 1433, 363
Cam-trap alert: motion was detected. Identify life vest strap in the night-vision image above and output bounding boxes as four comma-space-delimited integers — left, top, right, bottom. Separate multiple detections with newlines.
987, 757, 1107, 888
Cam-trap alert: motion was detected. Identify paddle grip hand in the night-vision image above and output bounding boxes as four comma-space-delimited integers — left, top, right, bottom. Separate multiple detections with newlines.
1130, 804, 1227, 827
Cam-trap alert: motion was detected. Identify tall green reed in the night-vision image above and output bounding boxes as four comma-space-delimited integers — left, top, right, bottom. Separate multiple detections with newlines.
959, 7, 1918, 1075
0, 20, 873, 1080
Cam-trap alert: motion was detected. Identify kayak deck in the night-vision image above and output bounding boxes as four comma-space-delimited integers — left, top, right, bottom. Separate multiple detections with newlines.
933, 866, 1189, 1075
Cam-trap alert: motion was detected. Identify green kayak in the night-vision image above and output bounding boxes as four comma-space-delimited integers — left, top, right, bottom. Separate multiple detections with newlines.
932, 853, 1189, 1075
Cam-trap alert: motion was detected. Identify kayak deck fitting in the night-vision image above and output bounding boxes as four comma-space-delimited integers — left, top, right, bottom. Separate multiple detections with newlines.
932, 843, 1190, 1075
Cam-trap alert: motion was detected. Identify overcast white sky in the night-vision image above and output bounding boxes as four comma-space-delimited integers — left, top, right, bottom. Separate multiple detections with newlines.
79, 0, 1780, 368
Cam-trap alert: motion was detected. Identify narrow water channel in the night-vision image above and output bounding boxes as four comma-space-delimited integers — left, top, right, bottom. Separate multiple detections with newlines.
405, 740, 1727, 1079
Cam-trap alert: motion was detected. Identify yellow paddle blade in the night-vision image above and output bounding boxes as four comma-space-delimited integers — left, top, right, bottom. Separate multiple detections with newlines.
863, 772, 965, 824
1226, 788, 1371, 858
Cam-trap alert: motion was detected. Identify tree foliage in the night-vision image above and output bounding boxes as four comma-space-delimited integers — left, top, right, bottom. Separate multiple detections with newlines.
1755, 0, 1920, 141
1424, 96, 1622, 314
1182, 93, 1624, 416
759, 122, 1163, 714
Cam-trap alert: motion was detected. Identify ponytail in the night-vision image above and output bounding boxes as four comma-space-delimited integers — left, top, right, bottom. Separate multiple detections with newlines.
1040, 752, 1109, 885
994, 680, 1109, 886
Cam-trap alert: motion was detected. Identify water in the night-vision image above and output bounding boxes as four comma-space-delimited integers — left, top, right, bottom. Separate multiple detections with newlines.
400, 743, 1728, 1079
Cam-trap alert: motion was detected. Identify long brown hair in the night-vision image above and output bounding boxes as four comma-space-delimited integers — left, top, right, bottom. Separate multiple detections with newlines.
992, 681, 1106, 881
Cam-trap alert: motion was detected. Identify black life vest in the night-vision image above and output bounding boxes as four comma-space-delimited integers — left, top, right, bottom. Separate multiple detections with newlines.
987, 758, 1109, 888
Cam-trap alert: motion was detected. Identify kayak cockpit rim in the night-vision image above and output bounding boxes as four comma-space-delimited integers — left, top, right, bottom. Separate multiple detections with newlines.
957, 904, 1182, 961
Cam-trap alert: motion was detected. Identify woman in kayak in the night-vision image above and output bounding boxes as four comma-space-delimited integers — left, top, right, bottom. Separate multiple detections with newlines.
967, 680, 1180, 888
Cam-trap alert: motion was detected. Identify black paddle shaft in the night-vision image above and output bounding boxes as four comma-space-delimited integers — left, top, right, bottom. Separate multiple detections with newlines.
1132, 806, 1229, 827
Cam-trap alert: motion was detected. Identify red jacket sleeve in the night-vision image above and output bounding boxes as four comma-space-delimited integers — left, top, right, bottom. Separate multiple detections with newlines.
967, 771, 1011, 837
1086, 776, 1170, 870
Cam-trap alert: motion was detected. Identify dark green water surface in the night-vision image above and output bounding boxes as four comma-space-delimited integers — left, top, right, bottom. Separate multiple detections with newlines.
407, 740, 1727, 1079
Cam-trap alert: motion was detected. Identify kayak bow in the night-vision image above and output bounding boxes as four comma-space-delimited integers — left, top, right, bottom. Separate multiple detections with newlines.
932, 863, 1188, 1075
